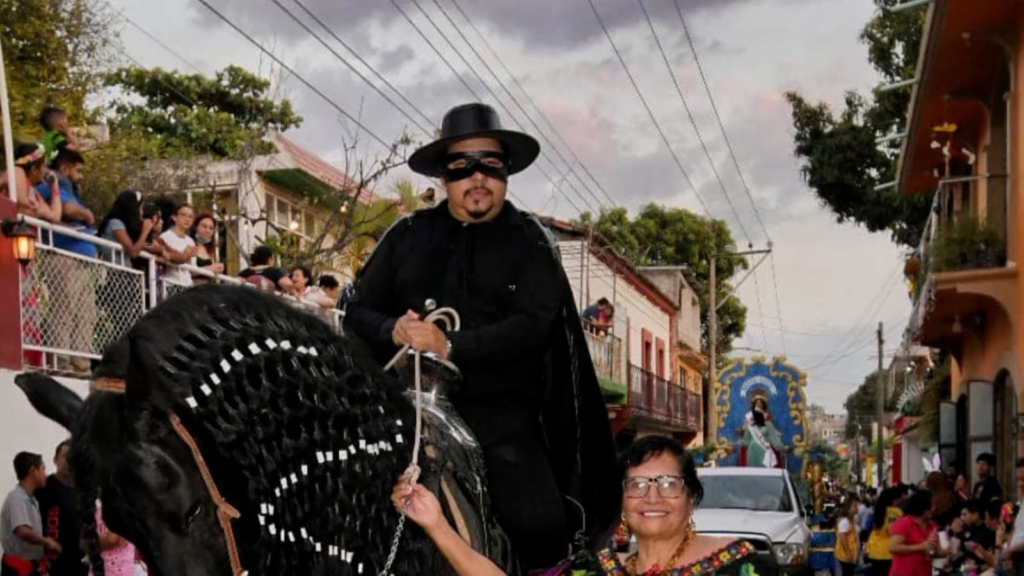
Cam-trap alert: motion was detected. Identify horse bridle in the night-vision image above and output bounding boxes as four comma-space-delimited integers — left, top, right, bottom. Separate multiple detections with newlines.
92, 378, 245, 576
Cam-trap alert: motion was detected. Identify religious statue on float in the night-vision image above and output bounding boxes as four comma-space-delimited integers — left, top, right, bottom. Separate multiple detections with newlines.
738, 392, 786, 468
714, 356, 808, 473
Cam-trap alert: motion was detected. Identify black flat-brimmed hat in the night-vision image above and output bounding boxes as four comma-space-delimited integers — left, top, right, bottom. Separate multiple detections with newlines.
408, 103, 540, 177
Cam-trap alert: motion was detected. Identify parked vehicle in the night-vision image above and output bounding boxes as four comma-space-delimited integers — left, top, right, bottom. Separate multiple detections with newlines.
695, 467, 812, 575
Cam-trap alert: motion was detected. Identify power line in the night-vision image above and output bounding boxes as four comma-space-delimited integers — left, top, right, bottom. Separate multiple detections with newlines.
768, 253, 787, 355
750, 270, 770, 351
431, 0, 612, 215
115, 10, 203, 74
674, 0, 770, 243
288, 2, 438, 136
401, 0, 603, 217
386, 0, 482, 101
586, 0, 712, 217
805, 263, 901, 370
105, 9, 474, 221
406, 0, 601, 216
194, 0, 394, 150
269, 0, 435, 137
637, 0, 751, 245
811, 312, 907, 374
450, 0, 618, 209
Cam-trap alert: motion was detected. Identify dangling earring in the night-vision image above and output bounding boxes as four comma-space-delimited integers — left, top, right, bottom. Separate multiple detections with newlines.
615, 513, 630, 546
689, 517, 697, 534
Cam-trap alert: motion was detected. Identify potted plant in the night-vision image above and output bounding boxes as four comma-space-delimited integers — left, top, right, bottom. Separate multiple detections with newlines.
929, 216, 1006, 272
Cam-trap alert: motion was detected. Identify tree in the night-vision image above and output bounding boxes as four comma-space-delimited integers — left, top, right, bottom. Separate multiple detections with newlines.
298, 176, 426, 277
578, 204, 748, 360
785, 0, 931, 247
843, 369, 899, 444
102, 65, 303, 158
80, 65, 305, 216
78, 128, 210, 216
0, 0, 114, 138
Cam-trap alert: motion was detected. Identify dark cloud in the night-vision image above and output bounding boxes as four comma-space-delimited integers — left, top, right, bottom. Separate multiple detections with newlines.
377, 44, 416, 75
195, 0, 752, 52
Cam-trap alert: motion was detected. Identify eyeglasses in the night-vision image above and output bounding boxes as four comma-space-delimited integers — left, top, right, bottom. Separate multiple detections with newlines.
623, 475, 686, 499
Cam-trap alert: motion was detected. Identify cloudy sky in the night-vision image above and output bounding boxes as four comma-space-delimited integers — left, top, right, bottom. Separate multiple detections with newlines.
109, 0, 911, 412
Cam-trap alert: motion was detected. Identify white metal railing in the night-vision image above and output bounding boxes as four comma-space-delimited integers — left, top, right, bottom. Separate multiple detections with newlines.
17, 215, 343, 377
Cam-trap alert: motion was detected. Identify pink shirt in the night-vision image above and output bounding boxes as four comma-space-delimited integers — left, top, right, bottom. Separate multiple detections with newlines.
889, 515, 936, 576
90, 506, 138, 576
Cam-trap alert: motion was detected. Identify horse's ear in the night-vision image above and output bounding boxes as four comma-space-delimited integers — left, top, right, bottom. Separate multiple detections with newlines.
124, 324, 165, 412
14, 373, 84, 431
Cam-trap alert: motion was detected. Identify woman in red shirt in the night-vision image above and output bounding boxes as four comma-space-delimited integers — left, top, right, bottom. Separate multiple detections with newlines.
889, 490, 943, 576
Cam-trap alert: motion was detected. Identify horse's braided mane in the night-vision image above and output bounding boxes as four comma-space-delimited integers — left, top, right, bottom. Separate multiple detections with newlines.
75, 286, 429, 575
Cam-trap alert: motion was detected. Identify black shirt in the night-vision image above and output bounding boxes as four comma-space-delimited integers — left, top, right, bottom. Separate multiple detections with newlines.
952, 523, 995, 569
344, 201, 563, 442
35, 475, 87, 576
239, 266, 288, 290
974, 476, 1003, 503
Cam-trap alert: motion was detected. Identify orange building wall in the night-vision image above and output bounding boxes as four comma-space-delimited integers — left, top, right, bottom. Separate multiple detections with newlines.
949, 10, 1024, 456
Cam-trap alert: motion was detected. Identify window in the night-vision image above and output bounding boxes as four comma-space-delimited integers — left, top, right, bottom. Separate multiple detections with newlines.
655, 338, 665, 378
305, 212, 316, 238
265, 192, 321, 240
641, 329, 653, 372
697, 475, 793, 512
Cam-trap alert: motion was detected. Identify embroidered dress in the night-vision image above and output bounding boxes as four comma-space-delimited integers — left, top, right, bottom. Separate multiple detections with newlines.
594, 540, 764, 575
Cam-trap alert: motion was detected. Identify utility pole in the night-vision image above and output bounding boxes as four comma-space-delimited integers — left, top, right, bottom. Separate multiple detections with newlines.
876, 322, 885, 488
708, 257, 716, 442
707, 247, 773, 446
854, 423, 861, 485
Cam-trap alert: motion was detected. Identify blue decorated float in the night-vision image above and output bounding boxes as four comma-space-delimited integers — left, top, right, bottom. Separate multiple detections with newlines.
713, 356, 809, 474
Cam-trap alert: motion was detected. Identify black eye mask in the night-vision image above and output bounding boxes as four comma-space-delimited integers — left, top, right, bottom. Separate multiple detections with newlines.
440, 151, 510, 183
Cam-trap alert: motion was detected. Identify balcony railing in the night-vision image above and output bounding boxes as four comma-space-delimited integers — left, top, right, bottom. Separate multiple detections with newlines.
905, 185, 1008, 341
628, 364, 700, 431
18, 215, 342, 377
583, 330, 623, 384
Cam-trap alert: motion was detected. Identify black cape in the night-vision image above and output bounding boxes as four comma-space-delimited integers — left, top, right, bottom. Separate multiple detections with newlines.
343, 202, 622, 549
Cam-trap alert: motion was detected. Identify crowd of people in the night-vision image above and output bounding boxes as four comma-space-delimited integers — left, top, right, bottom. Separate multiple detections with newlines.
3, 105, 346, 371
1, 442, 147, 576
834, 452, 1024, 576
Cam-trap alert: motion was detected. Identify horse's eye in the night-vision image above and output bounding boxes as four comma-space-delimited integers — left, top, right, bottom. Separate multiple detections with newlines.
184, 502, 203, 529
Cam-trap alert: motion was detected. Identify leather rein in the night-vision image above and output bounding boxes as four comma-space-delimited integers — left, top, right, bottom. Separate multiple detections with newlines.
91, 377, 245, 576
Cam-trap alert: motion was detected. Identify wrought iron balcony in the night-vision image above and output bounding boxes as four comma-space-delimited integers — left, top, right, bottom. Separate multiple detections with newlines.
628, 364, 700, 431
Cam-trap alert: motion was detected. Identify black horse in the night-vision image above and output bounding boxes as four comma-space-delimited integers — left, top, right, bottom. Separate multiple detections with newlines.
15, 285, 514, 575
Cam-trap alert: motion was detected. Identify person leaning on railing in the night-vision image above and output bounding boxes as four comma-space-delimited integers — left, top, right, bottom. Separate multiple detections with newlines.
189, 213, 225, 284
239, 245, 297, 296
36, 147, 97, 372
290, 265, 335, 309
158, 202, 197, 287
96, 190, 164, 265
318, 274, 341, 304
1, 143, 62, 224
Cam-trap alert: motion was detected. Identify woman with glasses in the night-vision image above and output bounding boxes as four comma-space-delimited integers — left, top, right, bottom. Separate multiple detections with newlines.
391, 435, 771, 575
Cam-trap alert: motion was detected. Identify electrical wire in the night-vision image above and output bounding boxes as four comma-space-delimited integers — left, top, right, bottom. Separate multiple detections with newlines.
674, 0, 770, 243
431, 0, 612, 214
194, 0, 394, 150
269, 0, 435, 137
586, 0, 712, 217
637, 0, 751, 245
449, 0, 618, 208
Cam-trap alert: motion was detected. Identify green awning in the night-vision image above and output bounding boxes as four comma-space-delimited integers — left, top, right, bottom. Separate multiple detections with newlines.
261, 168, 338, 206
600, 377, 627, 404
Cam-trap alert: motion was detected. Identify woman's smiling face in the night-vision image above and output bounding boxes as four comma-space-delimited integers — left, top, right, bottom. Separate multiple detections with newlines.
622, 452, 690, 540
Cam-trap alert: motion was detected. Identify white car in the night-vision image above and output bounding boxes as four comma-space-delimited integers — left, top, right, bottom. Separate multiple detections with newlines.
695, 467, 812, 575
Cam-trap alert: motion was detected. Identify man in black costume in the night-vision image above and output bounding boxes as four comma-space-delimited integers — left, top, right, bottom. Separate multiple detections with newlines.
344, 103, 620, 570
